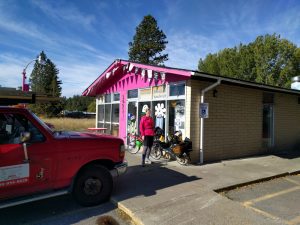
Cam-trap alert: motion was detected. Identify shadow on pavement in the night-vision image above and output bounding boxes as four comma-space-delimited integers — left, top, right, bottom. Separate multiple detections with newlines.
273, 149, 300, 159
113, 162, 201, 200
0, 194, 117, 225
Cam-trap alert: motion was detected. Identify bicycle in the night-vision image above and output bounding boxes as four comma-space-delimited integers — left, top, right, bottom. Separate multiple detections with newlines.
127, 133, 143, 154
127, 133, 162, 160
153, 131, 193, 165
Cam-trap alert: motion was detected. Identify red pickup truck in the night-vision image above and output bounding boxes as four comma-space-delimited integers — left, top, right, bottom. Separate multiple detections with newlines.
0, 106, 127, 208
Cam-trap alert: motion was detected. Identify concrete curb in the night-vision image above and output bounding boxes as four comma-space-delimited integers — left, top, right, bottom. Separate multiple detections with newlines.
215, 170, 300, 193
289, 169, 300, 176
110, 197, 144, 225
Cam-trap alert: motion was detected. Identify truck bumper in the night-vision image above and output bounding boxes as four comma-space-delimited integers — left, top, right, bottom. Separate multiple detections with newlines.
110, 160, 128, 177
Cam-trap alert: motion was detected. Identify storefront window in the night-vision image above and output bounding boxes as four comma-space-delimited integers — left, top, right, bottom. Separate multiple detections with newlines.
105, 94, 111, 103
169, 83, 185, 96
98, 105, 104, 122
168, 100, 185, 136
112, 104, 119, 123
113, 93, 120, 101
152, 85, 166, 100
105, 105, 111, 122
104, 123, 111, 134
98, 95, 104, 104
139, 88, 152, 101
153, 101, 166, 131
128, 89, 138, 99
112, 124, 119, 137
98, 93, 119, 136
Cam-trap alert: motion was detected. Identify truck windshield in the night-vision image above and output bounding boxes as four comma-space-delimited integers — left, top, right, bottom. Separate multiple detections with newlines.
30, 111, 54, 134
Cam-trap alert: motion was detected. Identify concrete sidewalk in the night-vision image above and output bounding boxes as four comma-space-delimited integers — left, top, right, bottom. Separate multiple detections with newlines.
111, 151, 300, 225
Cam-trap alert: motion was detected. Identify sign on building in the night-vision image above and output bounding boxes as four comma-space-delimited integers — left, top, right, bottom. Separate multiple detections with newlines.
139, 88, 152, 101
199, 103, 209, 118
152, 85, 166, 100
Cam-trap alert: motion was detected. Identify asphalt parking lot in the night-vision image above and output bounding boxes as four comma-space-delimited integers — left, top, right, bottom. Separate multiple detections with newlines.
223, 174, 300, 225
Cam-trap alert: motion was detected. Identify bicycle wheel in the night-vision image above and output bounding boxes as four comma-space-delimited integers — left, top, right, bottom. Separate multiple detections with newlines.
163, 151, 172, 161
176, 155, 189, 165
150, 145, 162, 160
127, 144, 141, 154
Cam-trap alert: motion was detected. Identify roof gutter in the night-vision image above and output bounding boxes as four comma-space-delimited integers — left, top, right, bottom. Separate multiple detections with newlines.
193, 72, 300, 96
199, 79, 221, 164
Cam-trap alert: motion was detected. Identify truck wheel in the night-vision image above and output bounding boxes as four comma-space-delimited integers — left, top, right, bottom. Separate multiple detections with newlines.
73, 165, 113, 206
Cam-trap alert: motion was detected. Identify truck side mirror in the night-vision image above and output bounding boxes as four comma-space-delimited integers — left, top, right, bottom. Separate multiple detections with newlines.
20, 132, 31, 163
20, 131, 31, 143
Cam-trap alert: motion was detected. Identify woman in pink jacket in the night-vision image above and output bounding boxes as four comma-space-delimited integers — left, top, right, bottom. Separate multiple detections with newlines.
139, 107, 155, 166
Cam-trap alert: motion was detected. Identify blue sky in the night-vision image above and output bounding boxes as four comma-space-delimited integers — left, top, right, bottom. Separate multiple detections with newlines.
0, 0, 299, 97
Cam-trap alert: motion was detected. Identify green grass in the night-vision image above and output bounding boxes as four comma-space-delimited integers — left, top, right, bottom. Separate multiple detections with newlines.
42, 117, 96, 132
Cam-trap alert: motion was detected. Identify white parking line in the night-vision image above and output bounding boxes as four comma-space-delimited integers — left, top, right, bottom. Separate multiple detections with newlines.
241, 178, 300, 225
243, 186, 300, 206
284, 177, 300, 186
243, 203, 284, 222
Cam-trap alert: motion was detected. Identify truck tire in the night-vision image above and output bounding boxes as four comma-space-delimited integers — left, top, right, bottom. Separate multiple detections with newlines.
73, 165, 113, 206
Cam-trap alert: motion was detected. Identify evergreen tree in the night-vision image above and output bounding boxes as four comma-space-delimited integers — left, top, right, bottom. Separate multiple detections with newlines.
29, 51, 63, 117
198, 34, 300, 88
128, 15, 168, 65
87, 100, 96, 112
65, 95, 95, 112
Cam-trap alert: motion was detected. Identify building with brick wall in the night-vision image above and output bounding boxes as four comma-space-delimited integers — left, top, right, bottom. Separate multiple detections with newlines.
83, 60, 300, 163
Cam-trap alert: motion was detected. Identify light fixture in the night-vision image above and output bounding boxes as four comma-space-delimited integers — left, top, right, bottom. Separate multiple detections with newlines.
22, 53, 46, 92
213, 89, 218, 97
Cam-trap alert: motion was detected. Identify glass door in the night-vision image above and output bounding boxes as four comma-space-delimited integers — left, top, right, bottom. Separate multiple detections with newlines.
153, 101, 166, 132
138, 102, 151, 135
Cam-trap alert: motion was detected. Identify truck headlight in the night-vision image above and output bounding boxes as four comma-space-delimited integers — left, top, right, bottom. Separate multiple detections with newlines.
120, 144, 125, 158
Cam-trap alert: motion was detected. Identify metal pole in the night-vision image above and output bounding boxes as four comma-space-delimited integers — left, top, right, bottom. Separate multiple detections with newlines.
22, 55, 45, 92
22, 70, 26, 91
199, 79, 221, 164
200, 94, 204, 164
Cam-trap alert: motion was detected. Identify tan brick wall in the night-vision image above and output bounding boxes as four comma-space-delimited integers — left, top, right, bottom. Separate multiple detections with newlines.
190, 80, 263, 163
274, 94, 300, 150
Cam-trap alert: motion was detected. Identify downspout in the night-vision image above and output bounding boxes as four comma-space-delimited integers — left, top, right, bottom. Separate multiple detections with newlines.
200, 79, 221, 164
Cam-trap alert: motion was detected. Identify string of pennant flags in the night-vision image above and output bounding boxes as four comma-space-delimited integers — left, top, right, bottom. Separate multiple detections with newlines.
105, 63, 166, 83
85, 62, 168, 96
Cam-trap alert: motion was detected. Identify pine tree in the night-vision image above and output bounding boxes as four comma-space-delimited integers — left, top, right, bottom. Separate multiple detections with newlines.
29, 51, 63, 117
128, 15, 168, 65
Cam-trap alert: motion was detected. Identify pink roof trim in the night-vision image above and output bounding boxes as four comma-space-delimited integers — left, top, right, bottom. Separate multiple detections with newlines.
82, 59, 192, 96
